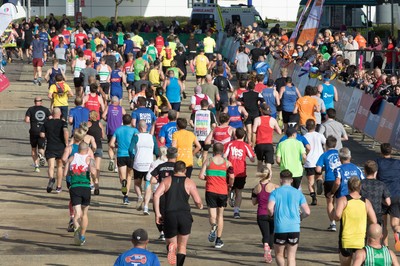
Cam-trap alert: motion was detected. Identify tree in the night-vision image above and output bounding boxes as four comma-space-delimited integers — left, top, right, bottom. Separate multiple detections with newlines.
114, 0, 134, 22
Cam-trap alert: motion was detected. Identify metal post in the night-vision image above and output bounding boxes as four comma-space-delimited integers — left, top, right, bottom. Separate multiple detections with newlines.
391, 0, 394, 37
27, 0, 31, 21
44, 0, 46, 18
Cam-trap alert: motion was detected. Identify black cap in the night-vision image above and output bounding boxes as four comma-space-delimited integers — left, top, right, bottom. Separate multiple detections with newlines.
132, 229, 148, 243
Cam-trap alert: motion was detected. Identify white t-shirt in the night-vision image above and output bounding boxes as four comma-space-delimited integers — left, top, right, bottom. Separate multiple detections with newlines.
190, 93, 213, 111
304, 131, 326, 168
133, 133, 155, 172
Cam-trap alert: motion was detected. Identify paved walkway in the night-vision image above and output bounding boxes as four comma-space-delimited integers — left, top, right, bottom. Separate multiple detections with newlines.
0, 61, 395, 265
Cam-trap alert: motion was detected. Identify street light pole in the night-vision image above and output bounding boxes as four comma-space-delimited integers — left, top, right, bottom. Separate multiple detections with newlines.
391, 0, 394, 36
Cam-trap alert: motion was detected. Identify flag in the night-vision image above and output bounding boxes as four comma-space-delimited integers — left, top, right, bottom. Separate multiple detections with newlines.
290, 0, 312, 44
0, 1, 26, 38
297, 0, 325, 46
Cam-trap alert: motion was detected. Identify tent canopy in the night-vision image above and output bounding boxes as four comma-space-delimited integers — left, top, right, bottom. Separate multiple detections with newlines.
299, 0, 379, 5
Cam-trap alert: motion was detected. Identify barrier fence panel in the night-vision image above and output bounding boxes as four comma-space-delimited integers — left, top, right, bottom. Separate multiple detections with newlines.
334, 80, 354, 122
363, 100, 385, 138
375, 102, 399, 144
343, 88, 363, 126
353, 93, 375, 131
390, 113, 400, 150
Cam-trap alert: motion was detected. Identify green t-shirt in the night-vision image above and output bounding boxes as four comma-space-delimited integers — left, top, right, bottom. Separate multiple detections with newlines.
276, 138, 305, 177
134, 58, 146, 81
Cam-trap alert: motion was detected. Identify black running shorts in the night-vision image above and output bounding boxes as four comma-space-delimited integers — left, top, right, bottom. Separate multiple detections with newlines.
164, 211, 193, 239
206, 191, 228, 208
30, 134, 45, 149
117, 156, 134, 169
45, 149, 63, 160
232, 177, 246, 190
100, 82, 110, 94
323, 181, 335, 198
274, 232, 300, 245
73, 77, 83, 88
133, 169, 147, 180
70, 186, 91, 206
305, 167, 316, 176
255, 144, 274, 164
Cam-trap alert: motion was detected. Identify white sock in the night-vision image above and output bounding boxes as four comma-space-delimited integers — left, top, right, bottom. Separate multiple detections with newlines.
331, 220, 336, 225
234, 207, 239, 213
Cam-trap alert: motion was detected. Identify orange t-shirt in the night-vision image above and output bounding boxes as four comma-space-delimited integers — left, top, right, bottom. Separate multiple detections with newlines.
355, 35, 367, 49
295, 96, 318, 125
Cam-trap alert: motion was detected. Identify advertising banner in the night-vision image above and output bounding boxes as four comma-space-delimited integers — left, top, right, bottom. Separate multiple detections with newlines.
353, 93, 374, 131
375, 102, 399, 143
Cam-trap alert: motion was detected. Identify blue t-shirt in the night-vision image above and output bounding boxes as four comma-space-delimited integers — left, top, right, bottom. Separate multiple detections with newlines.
68, 106, 90, 134
269, 185, 306, 233
39, 32, 49, 48
31, 39, 45, 59
113, 125, 139, 157
254, 61, 270, 83
278, 134, 309, 148
316, 149, 341, 182
158, 121, 177, 147
166, 77, 181, 103
321, 83, 335, 110
131, 107, 157, 132
376, 157, 400, 197
123, 39, 134, 55
334, 162, 365, 198
114, 247, 160, 266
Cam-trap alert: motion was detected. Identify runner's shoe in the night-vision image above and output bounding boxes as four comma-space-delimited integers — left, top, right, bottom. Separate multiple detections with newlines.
38, 153, 46, 167
34, 166, 40, 172
94, 188, 100, 195
108, 160, 114, 171
114, 167, 118, 173
158, 233, 165, 241
121, 179, 127, 195
327, 224, 336, 232
46, 178, 56, 193
233, 212, 240, 219
55, 187, 62, 193
37, 77, 42, 86
208, 224, 217, 242
228, 189, 235, 208
74, 227, 81, 246
123, 195, 130, 205
316, 179, 323, 195
215, 238, 224, 248
264, 244, 273, 263
90, 184, 95, 192
167, 243, 177, 265
79, 235, 86, 246
136, 196, 143, 211
143, 206, 150, 215
67, 219, 74, 232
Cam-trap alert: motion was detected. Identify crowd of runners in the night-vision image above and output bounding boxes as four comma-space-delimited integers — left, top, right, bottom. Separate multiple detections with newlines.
16, 16, 400, 266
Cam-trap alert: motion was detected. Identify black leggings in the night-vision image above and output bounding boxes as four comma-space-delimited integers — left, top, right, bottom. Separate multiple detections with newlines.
257, 215, 274, 246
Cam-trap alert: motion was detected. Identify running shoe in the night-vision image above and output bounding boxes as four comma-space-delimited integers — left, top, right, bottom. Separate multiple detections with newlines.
123, 195, 130, 205
114, 167, 118, 173
55, 187, 62, 193
143, 206, 150, 215
159, 233, 166, 241
316, 179, 323, 195
74, 227, 81, 246
34, 166, 40, 173
90, 184, 95, 192
66, 175, 71, 189
108, 160, 114, 171
311, 197, 317, 206
33, 79, 37, 85
167, 243, 177, 265
121, 179, 127, 195
136, 196, 143, 211
208, 224, 217, 243
38, 153, 46, 167
67, 219, 74, 232
37, 78, 42, 86
233, 212, 240, 219
264, 244, 273, 263
46, 178, 56, 193
79, 235, 86, 246
215, 238, 224, 248
94, 188, 100, 195
228, 189, 235, 208
327, 224, 337, 232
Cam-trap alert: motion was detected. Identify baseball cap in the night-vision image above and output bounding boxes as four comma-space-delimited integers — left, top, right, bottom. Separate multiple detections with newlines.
167, 147, 178, 159
132, 229, 148, 243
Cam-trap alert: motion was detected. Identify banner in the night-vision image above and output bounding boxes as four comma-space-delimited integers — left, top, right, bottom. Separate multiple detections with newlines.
364, 102, 385, 138
0, 74, 10, 93
390, 112, 400, 150
66, 0, 74, 16
343, 89, 363, 126
334, 81, 354, 121
0, 3, 16, 38
297, 0, 325, 46
375, 102, 399, 143
290, 0, 313, 43
353, 93, 374, 131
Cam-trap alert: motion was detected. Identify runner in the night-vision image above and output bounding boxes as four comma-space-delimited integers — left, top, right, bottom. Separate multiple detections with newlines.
201, 74, 220, 114
97, 57, 112, 102
293, 85, 320, 134
303, 119, 326, 206
318, 74, 338, 119
268, 170, 310, 266
160, 42, 175, 74
172, 118, 202, 178
102, 96, 126, 172
44, 59, 65, 89
203, 31, 216, 61
190, 85, 213, 113
194, 49, 209, 85
204, 113, 234, 150
260, 79, 280, 119
131, 97, 157, 134
109, 114, 139, 204
252, 103, 281, 173
68, 97, 90, 135
130, 120, 159, 211
114, 228, 161, 266
332, 177, 377, 266
110, 61, 128, 101
254, 55, 272, 84
316, 136, 341, 231
224, 128, 256, 218
159, 110, 178, 148
319, 108, 348, 150
25, 97, 51, 172
150, 147, 178, 240
234, 46, 251, 81
154, 106, 170, 147
353, 224, 399, 266
251, 167, 279, 263
163, 70, 184, 113
30, 34, 45, 86
87, 111, 105, 195
276, 127, 306, 189
48, 74, 74, 120
153, 161, 203, 265
71, 49, 86, 96
67, 141, 97, 246
83, 83, 105, 121
40, 108, 69, 193
214, 67, 233, 118
279, 77, 301, 131
80, 59, 97, 95
134, 51, 149, 81
199, 143, 234, 248
239, 81, 264, 143
224, 97, 248, 129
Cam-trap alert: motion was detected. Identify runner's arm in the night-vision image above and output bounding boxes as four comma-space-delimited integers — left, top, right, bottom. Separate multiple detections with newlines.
198, 159, 208, 180
300, 202, 311, 219
204, 129, 214, 145
390, 250, 400, 266
153, 180, 166, 224
267, 200, 275, 216
252, 117, 260, 147
331, 196, 346, 221
109, 136, 116, 149
188, 179, 203, 209
193, 138, 202, 156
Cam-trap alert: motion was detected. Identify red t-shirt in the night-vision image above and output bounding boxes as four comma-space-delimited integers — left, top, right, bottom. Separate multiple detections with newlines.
155, 116, 169, 138
75, 33, 87, 47
224, 140, 255, 178
254, 83, 266, 93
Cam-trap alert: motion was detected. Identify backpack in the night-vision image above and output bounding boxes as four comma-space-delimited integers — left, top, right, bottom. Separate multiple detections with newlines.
55, 82, 65, 96
215, 76, 228, 92
165, 48, 172, 60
